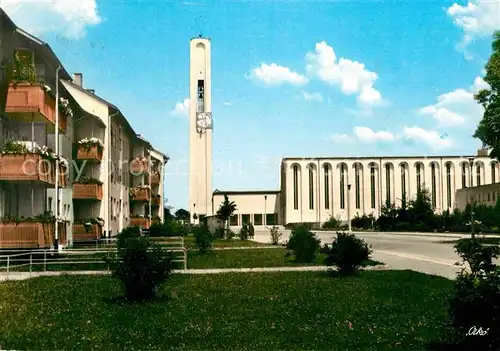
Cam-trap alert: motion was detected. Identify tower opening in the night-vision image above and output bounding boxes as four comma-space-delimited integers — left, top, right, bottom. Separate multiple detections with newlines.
197, 80, 205, 113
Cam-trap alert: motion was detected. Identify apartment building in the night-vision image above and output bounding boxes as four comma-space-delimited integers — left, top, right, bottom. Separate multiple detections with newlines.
0, 9, 72, 248
0, 10, 168, 248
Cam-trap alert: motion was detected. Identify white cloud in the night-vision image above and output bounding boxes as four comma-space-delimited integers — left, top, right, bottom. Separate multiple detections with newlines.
223, 102, 232, 106
301, 91, 323, 102
403, 126, 453, 150
447, 0, 500, 51
249, 63, 308, 86
171, 98, 189, 116
305, 41, 382, 105
418, 76, 488, 127
353, 126, 396, 143
1, 0, 101, 39
330, 133, 353, 143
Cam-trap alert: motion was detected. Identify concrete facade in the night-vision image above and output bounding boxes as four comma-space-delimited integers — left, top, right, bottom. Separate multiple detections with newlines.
189, 38, 213, 222
455, 182, 500, 211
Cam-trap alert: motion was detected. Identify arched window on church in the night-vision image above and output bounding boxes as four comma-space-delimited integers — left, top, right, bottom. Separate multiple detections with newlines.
462, 163, 467, 188
324, 165, 330, 210
340, 164, 346, 210
400, 164, 407, 206
477, 164, 481, 186
385, 164, 391, 205
293, 165, 299, 210
308, 167, 314, 210
355, 164, 361, 209
431, 163, 437, 208
416, 163, 422, 192
446, 162, 452, 209
370, 165, 376, 209
491, 162, 497, 184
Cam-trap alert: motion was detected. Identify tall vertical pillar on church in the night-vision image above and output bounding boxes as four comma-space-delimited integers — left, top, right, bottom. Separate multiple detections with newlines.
189, 37, 213, 223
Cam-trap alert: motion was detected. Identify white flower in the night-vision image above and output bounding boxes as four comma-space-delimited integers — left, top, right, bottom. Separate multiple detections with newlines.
44, 85, 51, 92
78, 137, 104, 147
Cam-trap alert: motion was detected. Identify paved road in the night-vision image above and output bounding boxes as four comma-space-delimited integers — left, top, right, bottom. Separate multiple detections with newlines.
252, 230, 474, 279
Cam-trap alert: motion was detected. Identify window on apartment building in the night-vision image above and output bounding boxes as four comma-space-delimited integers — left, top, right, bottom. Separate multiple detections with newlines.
308, 167, 314, 210
431, 163, 437, 208
292, 164, 299, 210
57, 200, 60, 216
385, 164, 391, 205
446, 163, 452, 209
48, 197, 53, 213
487, 193, 491, 201
492, 163, 497, 184
254, 214, 263, 225
242, 214, 250, 225
324, 164, 330, 210
401, 164, 407, 206
111, 197, 115, 218
119, 200, 122, 214
416, 163, 422, 192
370, 165, 376, 209
462, 163, 467, 188
477, 165, 482, 186
339, 164, 346, 210
230, 215, 238, 226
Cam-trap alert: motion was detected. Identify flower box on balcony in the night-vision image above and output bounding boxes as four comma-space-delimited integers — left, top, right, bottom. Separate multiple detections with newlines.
77, 144, 103, 162
0, 154, 66, 187
72, 224, 102, 241
130, 187, 151, 201
5, 83, 67, 134
130, 157, 149, 174
73, 183, 103, 200
151, 173, 160, 185
0, 221, 67, 249
130, 217, 151, 229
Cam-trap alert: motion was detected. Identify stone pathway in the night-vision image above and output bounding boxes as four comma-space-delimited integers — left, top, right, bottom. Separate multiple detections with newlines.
0, 264, 388, 281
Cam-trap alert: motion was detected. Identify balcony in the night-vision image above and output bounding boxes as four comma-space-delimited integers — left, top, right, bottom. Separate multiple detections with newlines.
72, 224, 102, 241
73, 183, 103, 200
0, 154, 67, 187
5, 83, 67, 134
152, 196, 162, 207
151, 172, 160, 185
130, 157, 149, 174
77, 144, 103, 162
0, 221, 67, 249
130, 187, 151, 202
130, 217, 150, 229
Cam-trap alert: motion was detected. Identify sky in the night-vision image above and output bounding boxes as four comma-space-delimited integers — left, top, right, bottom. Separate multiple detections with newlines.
2, 0, 499, 211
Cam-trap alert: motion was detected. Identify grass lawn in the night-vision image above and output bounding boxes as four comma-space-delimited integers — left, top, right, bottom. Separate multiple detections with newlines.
2, 248, 383, 272
0, 271, 453, 350
180, 236, 274, 249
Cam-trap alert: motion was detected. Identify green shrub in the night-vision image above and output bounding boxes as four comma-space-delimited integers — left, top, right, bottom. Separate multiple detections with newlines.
248, 223, 255, 239
269, 226, 282, 245
285, 225, 321, 263
226, 229, 235, 240
322, 216, 341, 230
445, 239, 500, 349
148, 220, 189, 237
106, 226, 173, 302
351, 213, 375, 229
214, 226, 225, 239
324, 232, 372, 276
193, 224, 213, 254
238, 224, 249, 240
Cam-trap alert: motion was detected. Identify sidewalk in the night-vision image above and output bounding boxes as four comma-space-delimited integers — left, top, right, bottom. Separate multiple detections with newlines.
0, 264, 388, 281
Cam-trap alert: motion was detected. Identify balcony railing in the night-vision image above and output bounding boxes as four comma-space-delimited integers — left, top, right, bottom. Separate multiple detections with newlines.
5, 83, 67, 134
130, 217, 150, 229
0, 154, 67, 187
72, 224, 102, 241
130, 157, 149, 174
0, 221, 67, 249
151, 172, 160, 185
73, 184, 103, 200
77, 145, 103, 162
130, 187, 151, 201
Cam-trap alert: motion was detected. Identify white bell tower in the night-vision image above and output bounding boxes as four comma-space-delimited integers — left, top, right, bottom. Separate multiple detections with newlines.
188, 37, 213, 223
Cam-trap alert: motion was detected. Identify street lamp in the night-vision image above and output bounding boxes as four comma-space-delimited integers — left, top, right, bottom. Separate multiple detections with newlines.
347, 184, 352, 234
468, 157, 475, 239
54, 66, 62, 251
264, 195, 267, 227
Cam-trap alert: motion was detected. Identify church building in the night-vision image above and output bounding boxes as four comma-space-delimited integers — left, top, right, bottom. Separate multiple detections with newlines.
188, 37, 499, 227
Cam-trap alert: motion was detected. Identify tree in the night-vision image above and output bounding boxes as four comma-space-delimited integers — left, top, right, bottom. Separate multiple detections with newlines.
474, 31, 500, 160
174, 208, 190, 222
216, 194, 237, 238
163, 206, 174, 222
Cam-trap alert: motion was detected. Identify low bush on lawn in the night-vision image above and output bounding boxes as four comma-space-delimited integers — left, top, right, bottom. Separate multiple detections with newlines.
322, 232, 372, 276
322, 216, 342, 230
148, 220, 190, 237
285, 225, 321, 263
106, 226, 173, 302
238, 224, 249, 240
193, 224, 213, 254
431, 238, 500, 350
269, 225, 282, 245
